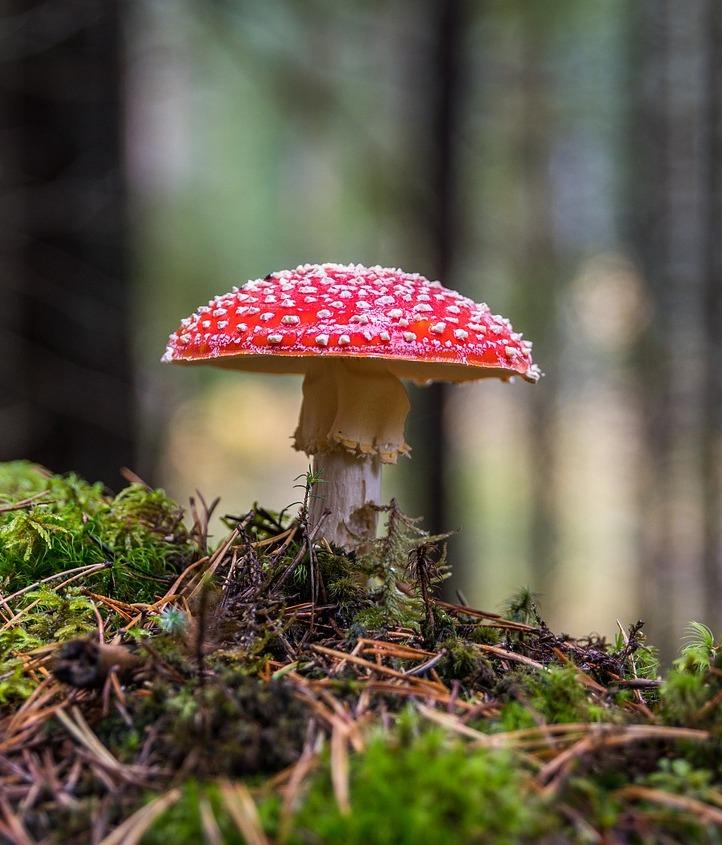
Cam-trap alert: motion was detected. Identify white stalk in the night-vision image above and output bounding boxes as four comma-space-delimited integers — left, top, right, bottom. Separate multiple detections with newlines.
309, 451, 381, 550
294, 359, 410, 550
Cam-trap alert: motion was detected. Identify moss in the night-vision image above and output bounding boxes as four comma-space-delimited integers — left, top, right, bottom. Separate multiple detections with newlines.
0, 462, 196, 603
143, 729, 555, 845
0, 587, 98, 703
115, 674, 308, 778
141, 782, 244, 845
5, 463, 722, 844
279, 730, 554, 845
660, 669, 710, 726
530, 665, 610, 724
468, 623, 502, 645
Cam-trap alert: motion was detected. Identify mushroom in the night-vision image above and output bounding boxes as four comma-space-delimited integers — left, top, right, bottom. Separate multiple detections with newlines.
162, 263, 540, 550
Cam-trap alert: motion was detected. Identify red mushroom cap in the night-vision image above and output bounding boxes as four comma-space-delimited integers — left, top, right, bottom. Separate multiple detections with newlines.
162, 263, 540, 383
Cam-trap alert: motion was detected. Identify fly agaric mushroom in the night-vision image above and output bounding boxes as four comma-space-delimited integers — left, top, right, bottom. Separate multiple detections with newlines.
162, 263, 540, 549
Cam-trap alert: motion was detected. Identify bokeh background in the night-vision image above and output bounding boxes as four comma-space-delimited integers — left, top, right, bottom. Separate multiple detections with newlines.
1, 0, 720, 659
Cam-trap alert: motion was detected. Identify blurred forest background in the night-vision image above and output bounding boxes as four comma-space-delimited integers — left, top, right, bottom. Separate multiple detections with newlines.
1, 0, 720, 659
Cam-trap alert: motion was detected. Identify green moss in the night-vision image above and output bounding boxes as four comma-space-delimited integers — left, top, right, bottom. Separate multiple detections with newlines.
143, 729, 554, 845
280, 730, 553, 845
0, 462, 196, 602
644, 759, 715, 800
5, 463, 722, 845
141, 782, 243, 844
0, 587, 98, 703
660, 669, 710, 725
111, 674, 308, 777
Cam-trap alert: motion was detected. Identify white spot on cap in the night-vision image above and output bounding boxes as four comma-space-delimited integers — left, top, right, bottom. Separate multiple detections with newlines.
430, 322, 446, 334
317, 309, 332, 319
218, 320, 228, 329
237, 323, 247, 332
315, 333, 329, 347
413, 303, 433, 313
338, 334, 351, 346
202, 320, 211, 328
379, 331, 390, 342
349, 314, 370, 324
454, 329, 469, 340
282, 315, 300, 325
447, 305, 461, 314
468, 323, 486, 333
260, 313, 274, 321
403, 331, 417, 343
356, 301, 372, 311
388, 308, 403, 319
505, 345, 518, 357
268, 334, 283, 345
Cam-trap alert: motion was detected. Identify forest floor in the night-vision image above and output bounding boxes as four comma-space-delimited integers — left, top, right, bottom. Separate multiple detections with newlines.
1, 462, 722, 844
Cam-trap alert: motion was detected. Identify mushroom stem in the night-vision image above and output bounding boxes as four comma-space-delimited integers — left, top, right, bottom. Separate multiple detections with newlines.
294, 360, 411, 462
309, 451, 381, 550
295, 359, 410, 550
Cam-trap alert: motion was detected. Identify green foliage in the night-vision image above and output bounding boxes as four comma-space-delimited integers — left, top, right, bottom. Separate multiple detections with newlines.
0, 658, 36, 705
280, 729, 552, 845
660, 626, 722, 726
145, 729, 553, 845
156, 605, 188, 635
644, 759, 715, 801
141, 782, 245, 845
353, 503, 449, 634
0, 587, 97, 703
0, 462, 196, 602
5, 463, 722, 844
125, 675, 308, 778
14, 587, 97, 643
531, 665, 606, 724
679, 622, 718, 673
660, 669, 709, 727
502, 587, 541, 625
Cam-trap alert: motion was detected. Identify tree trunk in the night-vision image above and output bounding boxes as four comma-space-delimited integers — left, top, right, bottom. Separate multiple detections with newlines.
629, 0, 713, 654
0, 0, 133, 488
402, 0, 467, 551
